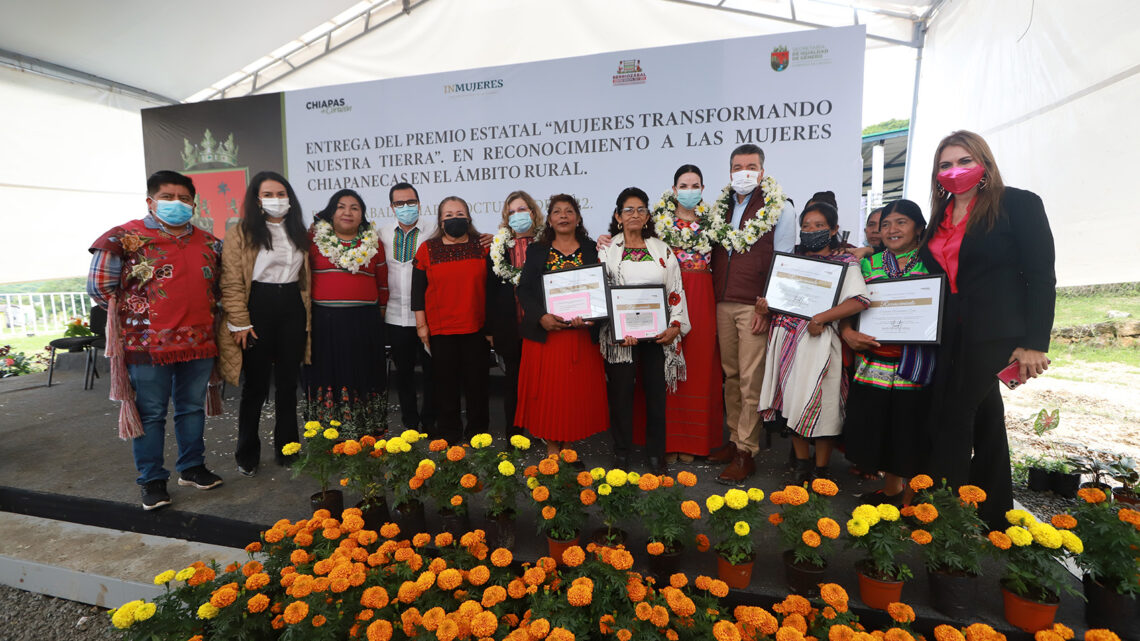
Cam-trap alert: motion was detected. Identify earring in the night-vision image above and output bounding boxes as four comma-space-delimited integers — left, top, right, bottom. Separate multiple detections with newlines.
618, 223, 624, 230
937, 184, 947, 198
978, 175, 988, 190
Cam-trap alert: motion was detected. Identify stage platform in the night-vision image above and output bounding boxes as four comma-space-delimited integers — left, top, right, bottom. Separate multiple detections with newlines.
0, 363, 1093, 639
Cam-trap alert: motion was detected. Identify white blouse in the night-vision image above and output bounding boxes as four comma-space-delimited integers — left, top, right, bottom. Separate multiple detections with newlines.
252, 221, 304, 283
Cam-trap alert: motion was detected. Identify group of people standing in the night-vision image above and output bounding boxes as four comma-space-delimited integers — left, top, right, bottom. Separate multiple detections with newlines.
89, 131, 1054, 529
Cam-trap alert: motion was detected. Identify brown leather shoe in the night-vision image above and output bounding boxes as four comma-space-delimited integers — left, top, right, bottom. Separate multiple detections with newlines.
717, 451, 756, 485
706, 441, 738, 464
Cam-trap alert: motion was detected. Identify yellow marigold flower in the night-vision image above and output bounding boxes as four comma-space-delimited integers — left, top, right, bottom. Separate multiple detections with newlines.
628, 471, 641, 485
605, 468, 628, 487
988, 530, 1012, 550
590, 466, 606, 480
175, 567, 195, 582
496, 460, 515, 476
911, 529, 933, 545
153, 570, 175, 585
398, 428, 420, 443
197, 602, 220, 620
374, 439, 386, 450
724, 489, 749, 509
510, 434, 531, 449
469, 433, 492, 448
384, 437, 408, 454
677, 471, 698, 486
1029, 522, 1063, 549
887, 602, 915, 623
322, 428, 339, 440
707, 494, 726, 513
1059, 530, 1084, 554
734, 521, 751, 536
820, 583, 849, 612
133, 602, 156, 622
802, 530, 821, 548
852, 504, 881, 526
713, 620, 742, 641
747, 487, 765, 502
1005, 509, 1035, 526
811, 478, 839, 496
279, 442, 302, 457
597, 483, 612, 496
110, 600, 143, 629
1006, 526, 1033, 547
846, 517, 870, 537
877, 503, 901, 522
1051, 514, 1077, 530
526, 476, 539, 489
304, 420, 320, 430
913, 503, 939, 524
909, 475, 934, 491
817, 517, 840, 539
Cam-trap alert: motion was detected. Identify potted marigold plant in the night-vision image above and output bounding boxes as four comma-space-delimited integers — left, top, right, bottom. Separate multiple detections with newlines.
636, 470, 702, 578
469, 433, 529, 547
706, 486, 766, 589
846, 500, 913, 610
1071, 486, 1140, 633
423, 439, 476, 532
770, 479, 840, 596
285, 420, 345, 513
987, 507, 1084, 632
908, 475, 991, 618
334, 434, 390, 530
527, 449, 586, 560
381, 429, 430, 532
589, 466, 641, 545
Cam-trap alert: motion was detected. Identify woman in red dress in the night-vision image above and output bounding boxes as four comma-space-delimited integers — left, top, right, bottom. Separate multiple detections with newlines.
514, 194, 609, 456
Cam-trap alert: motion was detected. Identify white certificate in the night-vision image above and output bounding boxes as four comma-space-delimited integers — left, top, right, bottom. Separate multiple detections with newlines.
608, 285, 667, 341
858, 274, 945, 344
763, 252, 847, 320
542, 263, 609, 321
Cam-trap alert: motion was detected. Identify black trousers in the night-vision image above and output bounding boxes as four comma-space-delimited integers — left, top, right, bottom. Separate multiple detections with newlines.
927, 333, 1017, 529
236, 282, 306, 468
387, 323, 436, 431
494, 337, 524, 439
606, 342, 667, 460
430, 332, 489, 445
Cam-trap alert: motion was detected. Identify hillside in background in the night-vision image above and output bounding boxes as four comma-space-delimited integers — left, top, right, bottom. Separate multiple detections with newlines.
0, 277, 87, 294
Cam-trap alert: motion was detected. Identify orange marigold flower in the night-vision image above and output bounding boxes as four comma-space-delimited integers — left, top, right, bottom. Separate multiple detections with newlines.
435, 532, 454, 547
913, 503, 939, 524
1037, 632, 1065, 641
529, 618, 551, 639
245, 573, 271, 591
802, 530, 822, 548
541, 506, 556, 520
437, 568, 463, 590
245, 541, 262, 553
987, 531, 1012, 550
576, 471, 594, 487
817, 517, 840, 539
647, 541, 666, 556
830, 624, 856, 641
523, 566, 546, 586
188, 567, 215, 587
696, 534, 711, 552
650, 604, 670, 627
769, 512, 784, 526
812, 478, 839, 496
1084, 631, 1121, 641
964, 624, 1000, 641
450, 494, 464, 507
777, 626, 806, 641
490, 548, 512, 567
560, 448, 578, 463
681, 500, 701, 519
609, 549, 634, 570
264, 529, 284, 544
379, 522, 400, 539
523, 465, 538, 477
290, 549, 310, 565
617, 630, 633, 641
1117, 508, 1140, 526
429, 439, 448, 451
1078, 487, 1107, 504
471, 610, 498, 637
900, 505, 915, 517
446, 445, 466, 462
770, 491, 787, 505
246, 593, 269, 613
887, 602, 915, 623
481, 584, 507, 608
332, 443, 345, 455
909, 474, 934, 491
532, 485, 550, 502
408, 477, 424, 490
506, 578, 526, 599
774, 594, 812, 616
713, 621, 742, 641
885, 628, 914, 641
677, 470, 698, 486
820, 583, 849, 613
639, 473, 661, 491
460, 473, 478, 489
567, 582, 593, 606
911, 529, 933, 545
709, 579, 730, 598
312, 615, 327, 627
580, 489, 596, 506
412, 532, 431, 547
209, 586, 238, 608
661, 475, 675, 487
635, 601, 653, 620
282, 600, 309, 624
670, 573, 688, 588
958, 485, 987, 505
562, 545, 586, 567
366, 619, 393, 641
1051, 624, 1074, 641
933, 625, 966, 641
360, 586, 389, 609
467, 565, 490, 586
537, 458, 559, 475
784, 485, 809, 506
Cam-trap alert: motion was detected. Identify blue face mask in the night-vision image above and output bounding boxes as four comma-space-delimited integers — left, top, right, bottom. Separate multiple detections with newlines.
153, 199, 193, 226
394, 204, 419, 225
508, 211, 533, 233
675, 189, 702, 210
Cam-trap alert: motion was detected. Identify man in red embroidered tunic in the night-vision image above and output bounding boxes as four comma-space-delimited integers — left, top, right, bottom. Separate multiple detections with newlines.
88, 170, 224, 510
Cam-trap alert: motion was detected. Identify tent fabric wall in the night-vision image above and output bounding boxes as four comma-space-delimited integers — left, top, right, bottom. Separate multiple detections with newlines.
0, 67, 160, 281
904, 0, 1140, 287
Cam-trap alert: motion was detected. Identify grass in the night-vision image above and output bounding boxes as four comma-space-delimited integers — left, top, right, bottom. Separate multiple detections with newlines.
1049, 342, 1140, 369
1, 333, 57, 356
1053, 286, 1140, 328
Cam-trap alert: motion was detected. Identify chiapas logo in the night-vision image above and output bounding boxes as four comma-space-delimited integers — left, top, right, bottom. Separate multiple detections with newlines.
771, 46, 789, 72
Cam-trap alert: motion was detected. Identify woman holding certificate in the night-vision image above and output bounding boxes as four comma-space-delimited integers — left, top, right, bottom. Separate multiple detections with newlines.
755, 201, 870, 483
920, 130, 1055, 528
411, 196, 490, 446
840, 199, 934, 504
601, 187, 690, 474
485, 191, 545, 439
514, 194, 609, 456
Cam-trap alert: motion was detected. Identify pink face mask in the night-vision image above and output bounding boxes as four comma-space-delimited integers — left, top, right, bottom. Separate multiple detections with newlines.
937, 164, 985, 195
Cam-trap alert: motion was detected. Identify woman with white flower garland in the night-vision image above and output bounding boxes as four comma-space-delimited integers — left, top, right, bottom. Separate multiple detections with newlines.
219, 171, 311, 475
646, 164, 724, 462
304, 189, 389, 439
485, 190, 545, 439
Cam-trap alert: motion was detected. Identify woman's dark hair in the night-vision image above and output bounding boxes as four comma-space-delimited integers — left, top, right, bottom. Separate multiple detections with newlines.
240, 171, 309, 251
314, 189, 369, 231
795, 201, 841, 253
608, 187, 657, 239
673, 164, 703, 186
540, 194, 591, 245
429, 196, 480, 240
806, 190, 838, 211
880, 198, 927, 237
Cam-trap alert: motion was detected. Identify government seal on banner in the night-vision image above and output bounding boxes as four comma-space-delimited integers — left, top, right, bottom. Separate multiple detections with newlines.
612, 59, 646, 86
181, 129, 247, 239
771, 46, 789, 72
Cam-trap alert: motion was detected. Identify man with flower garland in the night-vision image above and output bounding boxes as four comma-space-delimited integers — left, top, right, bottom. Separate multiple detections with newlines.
708, 144, 796, 483
87, 170, 224, 510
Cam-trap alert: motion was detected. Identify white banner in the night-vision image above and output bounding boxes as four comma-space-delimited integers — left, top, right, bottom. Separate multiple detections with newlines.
284, 27, 865, 238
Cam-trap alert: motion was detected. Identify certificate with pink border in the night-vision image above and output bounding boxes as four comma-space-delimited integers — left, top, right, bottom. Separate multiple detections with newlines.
608, 285, 667, 342
541, 264, 609, 321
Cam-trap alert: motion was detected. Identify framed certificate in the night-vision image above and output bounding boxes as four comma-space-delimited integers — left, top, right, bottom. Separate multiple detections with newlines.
763, 252, 848, 320
858, 274, 946, 344
608, 285, 667, 342
541, 263, 609, 321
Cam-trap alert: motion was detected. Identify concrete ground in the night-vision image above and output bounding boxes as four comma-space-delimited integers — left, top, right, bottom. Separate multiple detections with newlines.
0, 354, 1089, 636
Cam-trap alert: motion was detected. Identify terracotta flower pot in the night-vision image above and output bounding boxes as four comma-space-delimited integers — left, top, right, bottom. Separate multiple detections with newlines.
1112, 487, 1140, 506
1083, 574, 1140, 636
716, 554, 754, 589
547, 534, 580, 564
855, 561, 905, 611
782, 550, 826, 597
310, 489, 344, 515
927, 568, 978, 619
1001, 584, 1059, 632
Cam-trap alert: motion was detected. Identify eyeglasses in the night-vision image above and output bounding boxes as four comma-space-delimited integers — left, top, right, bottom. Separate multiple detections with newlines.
391, 199, 419, 207
621, 207, 649, 216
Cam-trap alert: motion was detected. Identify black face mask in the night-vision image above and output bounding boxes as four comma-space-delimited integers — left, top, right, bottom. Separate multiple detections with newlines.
443, 217, 469, 238
799, 228, 832, 252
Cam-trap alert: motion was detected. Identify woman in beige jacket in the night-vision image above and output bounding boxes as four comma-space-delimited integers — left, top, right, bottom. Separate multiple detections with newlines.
218, 171, 311, 476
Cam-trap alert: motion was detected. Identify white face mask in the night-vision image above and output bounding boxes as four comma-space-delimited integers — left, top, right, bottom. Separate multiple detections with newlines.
731, 170, 760, 196
261, 197, 290, 216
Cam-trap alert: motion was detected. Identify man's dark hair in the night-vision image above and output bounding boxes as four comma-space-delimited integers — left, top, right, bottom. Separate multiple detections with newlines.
389, 182, 419, 203
729, 144, 765, 167
146, 170, 196, 198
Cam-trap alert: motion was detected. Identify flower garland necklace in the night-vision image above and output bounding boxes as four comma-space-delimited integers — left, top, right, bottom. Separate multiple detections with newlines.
709, 175, 787, 253
313, 219, 379, 274
651, 191, 722, 255
490, 224, 544, 285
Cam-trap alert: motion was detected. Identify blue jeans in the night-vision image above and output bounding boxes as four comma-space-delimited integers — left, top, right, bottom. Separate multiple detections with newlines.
127, 357, 213, 485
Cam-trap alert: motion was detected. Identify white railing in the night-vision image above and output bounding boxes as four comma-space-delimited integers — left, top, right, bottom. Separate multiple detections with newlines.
0, 292, 96, 338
